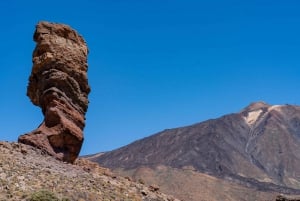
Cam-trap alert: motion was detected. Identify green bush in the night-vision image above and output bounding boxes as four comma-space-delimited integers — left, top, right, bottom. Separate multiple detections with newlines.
28, 190, 61, 201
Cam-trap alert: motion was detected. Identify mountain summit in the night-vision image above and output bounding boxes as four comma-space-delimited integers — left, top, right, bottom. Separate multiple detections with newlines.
241, 101, 271, 112
89, 102, 300, 201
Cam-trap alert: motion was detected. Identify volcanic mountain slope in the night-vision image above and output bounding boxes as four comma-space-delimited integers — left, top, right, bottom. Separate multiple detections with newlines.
89, 102, 300, 201
0, 141, 179, 201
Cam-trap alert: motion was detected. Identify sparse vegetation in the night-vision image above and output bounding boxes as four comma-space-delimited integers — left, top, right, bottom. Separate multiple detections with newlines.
138, 178, 145, 185
28, 190, 61, 201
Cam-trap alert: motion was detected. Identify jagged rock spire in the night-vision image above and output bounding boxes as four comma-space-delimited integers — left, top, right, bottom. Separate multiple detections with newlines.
18, 21, 90, 163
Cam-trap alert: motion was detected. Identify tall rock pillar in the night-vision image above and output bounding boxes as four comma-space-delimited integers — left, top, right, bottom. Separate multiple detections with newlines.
18, 21, 90, 163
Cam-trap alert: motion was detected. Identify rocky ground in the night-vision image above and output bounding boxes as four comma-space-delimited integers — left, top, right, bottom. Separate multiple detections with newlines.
0, 141, 179, 201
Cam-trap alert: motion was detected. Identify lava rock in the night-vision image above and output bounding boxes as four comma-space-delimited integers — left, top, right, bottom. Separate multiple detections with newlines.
18, 21, 90, 163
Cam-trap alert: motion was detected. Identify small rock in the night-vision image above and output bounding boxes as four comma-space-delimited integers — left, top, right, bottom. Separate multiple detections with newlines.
141, 190, 148, 196
17, 176, 25, 180
0, 172, 6, 180
149, 184, 160, 192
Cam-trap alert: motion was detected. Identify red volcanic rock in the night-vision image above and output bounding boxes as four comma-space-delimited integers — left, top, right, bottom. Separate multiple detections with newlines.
18, 21, 90, 163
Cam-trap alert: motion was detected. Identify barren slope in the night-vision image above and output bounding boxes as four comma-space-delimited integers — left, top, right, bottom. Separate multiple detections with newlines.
0, 141, 179, 201
90, 102, 300, 201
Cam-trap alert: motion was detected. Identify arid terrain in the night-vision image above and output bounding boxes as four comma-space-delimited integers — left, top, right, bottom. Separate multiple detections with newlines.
0, 141, 179, 201
3, 18, 300, 201
90, 102, 300, 201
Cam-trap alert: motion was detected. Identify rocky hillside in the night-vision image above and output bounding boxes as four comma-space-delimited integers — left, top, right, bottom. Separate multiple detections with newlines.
0, 141, 179, 201
89, 102, 300, 201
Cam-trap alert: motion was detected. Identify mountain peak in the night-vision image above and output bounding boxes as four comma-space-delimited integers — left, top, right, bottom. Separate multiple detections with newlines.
241, 101, 271, 112
92, 101, 300, 201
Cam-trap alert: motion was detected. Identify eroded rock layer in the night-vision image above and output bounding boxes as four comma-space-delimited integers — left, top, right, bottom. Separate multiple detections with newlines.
18, 21, 90, 163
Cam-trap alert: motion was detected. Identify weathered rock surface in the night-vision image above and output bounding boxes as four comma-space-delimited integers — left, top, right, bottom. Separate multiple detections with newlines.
18, 21, 90, 163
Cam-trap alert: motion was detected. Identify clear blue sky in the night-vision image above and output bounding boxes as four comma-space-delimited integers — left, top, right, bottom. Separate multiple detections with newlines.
1, 0, 300, 155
